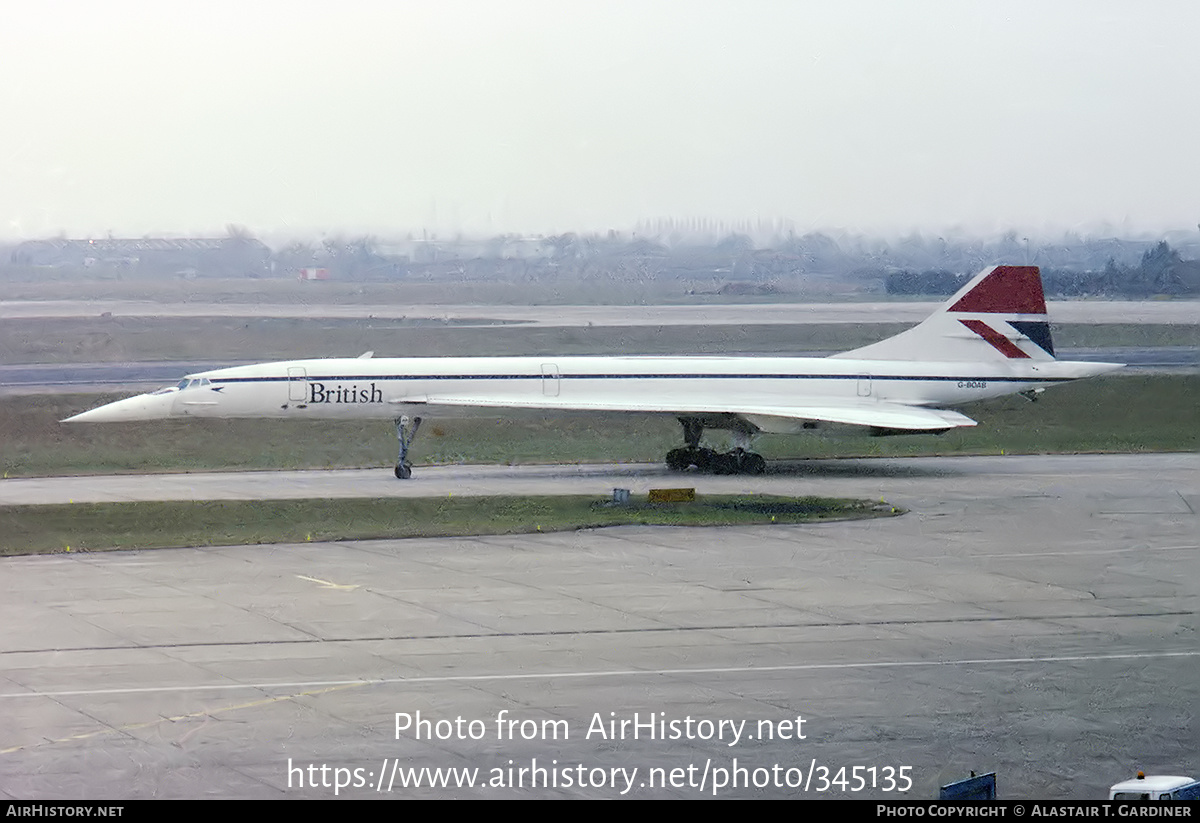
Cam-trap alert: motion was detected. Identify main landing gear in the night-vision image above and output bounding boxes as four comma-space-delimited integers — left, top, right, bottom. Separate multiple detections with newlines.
394, 415, 422, 479
665, 417, 766, 475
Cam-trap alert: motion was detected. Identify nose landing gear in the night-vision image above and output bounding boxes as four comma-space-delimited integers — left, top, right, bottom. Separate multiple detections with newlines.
394, 415, 422, 479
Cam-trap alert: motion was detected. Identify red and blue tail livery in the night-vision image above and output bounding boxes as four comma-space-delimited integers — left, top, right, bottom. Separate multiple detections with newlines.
838, 265, 1058, 362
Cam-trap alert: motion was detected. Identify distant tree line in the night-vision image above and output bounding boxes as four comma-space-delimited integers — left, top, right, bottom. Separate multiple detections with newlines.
885, 242, 1200, 298
10, 227, 1200, 294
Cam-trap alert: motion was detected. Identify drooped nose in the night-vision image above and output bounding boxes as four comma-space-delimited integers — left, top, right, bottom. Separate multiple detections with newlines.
62, 391, 178, 422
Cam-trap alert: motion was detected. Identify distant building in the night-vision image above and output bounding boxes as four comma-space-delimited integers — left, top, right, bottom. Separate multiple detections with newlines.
11, 237, 272, 277
376, 236, 552, 263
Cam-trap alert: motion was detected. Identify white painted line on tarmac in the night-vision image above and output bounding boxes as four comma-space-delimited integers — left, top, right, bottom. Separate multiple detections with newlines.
3, 649, 1196, 700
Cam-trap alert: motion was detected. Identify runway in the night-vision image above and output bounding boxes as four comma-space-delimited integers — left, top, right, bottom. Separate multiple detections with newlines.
3, 298, 1196, 324
1, 454, 1196, 799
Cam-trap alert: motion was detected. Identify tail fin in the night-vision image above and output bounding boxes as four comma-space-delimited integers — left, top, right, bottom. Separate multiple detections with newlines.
834, 265, 1056, 362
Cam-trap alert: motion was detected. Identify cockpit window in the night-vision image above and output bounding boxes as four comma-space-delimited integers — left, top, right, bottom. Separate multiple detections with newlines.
155, 377, 207, 395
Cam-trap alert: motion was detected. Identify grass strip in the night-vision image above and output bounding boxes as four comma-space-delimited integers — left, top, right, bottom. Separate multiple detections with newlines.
2, 375, 1194, 477
0, 495, 890, 556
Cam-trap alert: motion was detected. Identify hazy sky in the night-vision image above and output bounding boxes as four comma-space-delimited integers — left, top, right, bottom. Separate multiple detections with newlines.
3, 1, 1198, 241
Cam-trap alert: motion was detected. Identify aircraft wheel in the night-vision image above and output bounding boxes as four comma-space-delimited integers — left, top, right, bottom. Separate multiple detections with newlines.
666, 448, 690, 471
742, 453, 766, 475
394, 463, 412, 480
711, 452, 738, 475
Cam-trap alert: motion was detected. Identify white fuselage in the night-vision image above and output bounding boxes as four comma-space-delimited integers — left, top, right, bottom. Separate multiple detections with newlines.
75, 354, 1115, 427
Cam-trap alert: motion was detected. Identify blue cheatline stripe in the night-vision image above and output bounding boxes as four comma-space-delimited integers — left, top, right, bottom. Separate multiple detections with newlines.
211, 373, 1066, 385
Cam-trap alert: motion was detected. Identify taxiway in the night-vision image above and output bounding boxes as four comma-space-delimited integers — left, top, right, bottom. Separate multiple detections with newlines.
3, 299, 1197, 324
1, 454, 1196, 799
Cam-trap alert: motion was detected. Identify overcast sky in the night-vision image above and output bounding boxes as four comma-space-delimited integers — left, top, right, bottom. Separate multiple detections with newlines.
3, 1, 1198, 241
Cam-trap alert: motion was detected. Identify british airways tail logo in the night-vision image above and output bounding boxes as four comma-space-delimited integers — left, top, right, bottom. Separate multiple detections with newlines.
957, 318, 1055, 359
958, 319, 1030, 359
309, 382, 384, 404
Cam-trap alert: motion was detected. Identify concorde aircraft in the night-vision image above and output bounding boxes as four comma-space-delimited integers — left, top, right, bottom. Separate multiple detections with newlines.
64, 266, 1122, 478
